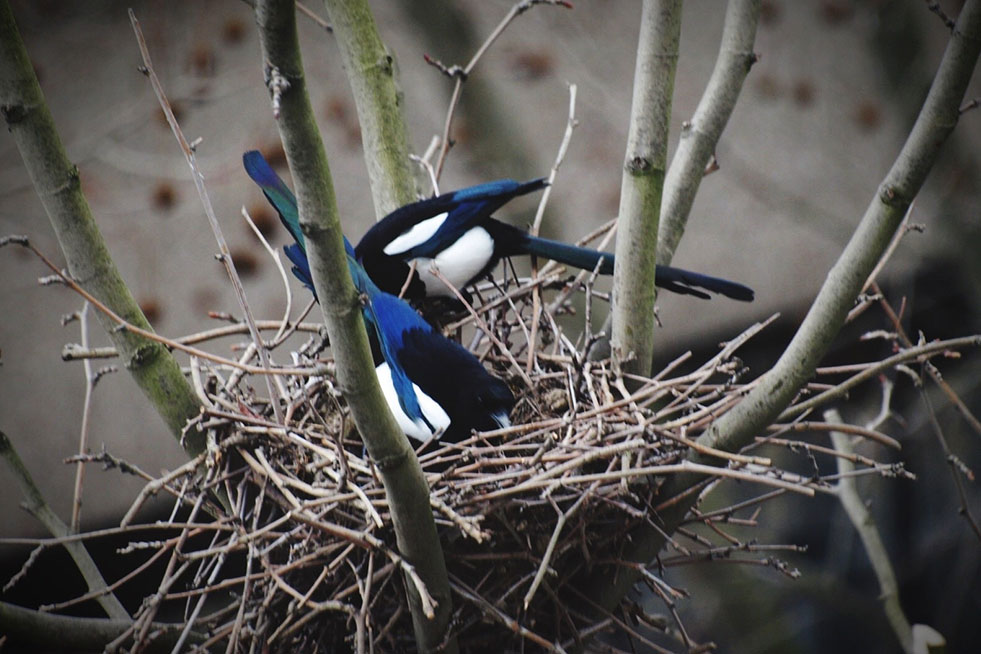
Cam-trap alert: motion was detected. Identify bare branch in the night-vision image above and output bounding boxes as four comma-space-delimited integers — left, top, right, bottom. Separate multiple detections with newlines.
582, 0, 981, 615
129, 10, 284, 424
0, 431, 128, 619
658, 0, 762, 265
252, 1, 456, 650
0, 1, 204, 454
610, 0, 683, 377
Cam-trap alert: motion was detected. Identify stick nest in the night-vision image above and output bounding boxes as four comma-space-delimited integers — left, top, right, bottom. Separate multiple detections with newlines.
71, 271, 911, 653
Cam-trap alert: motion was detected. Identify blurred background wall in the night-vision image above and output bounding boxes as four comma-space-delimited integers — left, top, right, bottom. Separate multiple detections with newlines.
1, 1, 978, 651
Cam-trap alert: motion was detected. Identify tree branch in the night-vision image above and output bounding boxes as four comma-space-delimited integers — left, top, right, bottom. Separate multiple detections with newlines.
252, 1, 456, 650
658, 0, 761, 265
0, 431, 128, 620
0, 600, 203, 652
322, 0, 416, 216
610, 0, 683, 378
582, 0, 981, 620
0, 0, 204, 456
826, 409, 915, 654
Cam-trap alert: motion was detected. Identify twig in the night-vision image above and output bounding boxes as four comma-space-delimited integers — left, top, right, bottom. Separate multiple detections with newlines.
0, 431, 128, 619
130, 10, 284, 424
925, 0, 956, 30
61, 320, 325, 361
71, 302, 94, 532
527, 83, 578, 373
779, 334, 981, 421
827, 409, 915, 653
429, 0, 573, 179
524, 481, 596, 609
917, 373, 981, 541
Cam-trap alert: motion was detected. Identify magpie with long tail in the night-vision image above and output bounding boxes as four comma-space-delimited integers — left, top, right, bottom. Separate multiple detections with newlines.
354, 178, 755, 302
243, 150, 513, 442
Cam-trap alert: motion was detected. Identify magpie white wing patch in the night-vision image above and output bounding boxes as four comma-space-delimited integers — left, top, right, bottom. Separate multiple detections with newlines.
382, 212, 449, 255
375, 362, 451, 442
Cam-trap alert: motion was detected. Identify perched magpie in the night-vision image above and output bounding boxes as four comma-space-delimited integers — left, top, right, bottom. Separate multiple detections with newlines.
355, 179, 755, 302
243, 150, 514, 442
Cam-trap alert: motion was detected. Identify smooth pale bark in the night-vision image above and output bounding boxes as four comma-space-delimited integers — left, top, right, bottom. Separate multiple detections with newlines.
0, 0, 204, 455
610, 0, 682, 378
657, 0, 761, 265
254, 2, 456, 651
322, 0, 417, 217
0, 430, 128, 620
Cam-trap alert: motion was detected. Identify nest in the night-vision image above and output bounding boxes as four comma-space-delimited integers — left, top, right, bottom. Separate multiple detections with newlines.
65, 266, 910, 653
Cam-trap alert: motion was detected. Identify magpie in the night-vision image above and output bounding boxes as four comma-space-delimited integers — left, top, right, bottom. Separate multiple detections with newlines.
354, 179, 755, 302
243, 150, 514, 442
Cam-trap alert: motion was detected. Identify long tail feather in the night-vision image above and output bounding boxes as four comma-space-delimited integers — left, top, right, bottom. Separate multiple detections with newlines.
242, 150, 304, 248
519, 234, 753, 301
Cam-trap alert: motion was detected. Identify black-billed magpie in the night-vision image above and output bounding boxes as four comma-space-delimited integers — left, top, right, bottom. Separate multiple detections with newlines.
243, 151, 514, 442
355, 179, 755, 302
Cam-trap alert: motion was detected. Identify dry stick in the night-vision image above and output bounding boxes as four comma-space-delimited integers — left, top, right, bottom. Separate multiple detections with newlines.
429, 265, 533, 387
477, 460, 817, 503
872, 281, 981, 440
758, 436, 908, 472
71, 303, 95, 532
0, 431, 128, 620
122, 494, 204, 651
445, 271, 566, 332
354, 552, 374, 654
3, 235, 322, 377
121, 454, 207, 527
527, 83, 578, 374
239, 450, 437, 616
409, 135, 442, 194
918, 373, 981, 541
827, 408, 915, 653
779, 334, 981, 421
129, 11, 284, 425
242, 206, 294, 346
767, 420, 901, 450
61, 320, 325, 361
449, 578, 568, 654
523, 480, 597, 610
429, 0, 572, 180
172, 532, 238, 654
542, 218, 619, 315
225, 543, 256, 654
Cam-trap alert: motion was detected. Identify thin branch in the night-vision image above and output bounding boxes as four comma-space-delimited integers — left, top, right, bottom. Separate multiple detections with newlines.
0, 431, 128, 620
527, 83, 578, 373
1, 235, 324, 377
658, 0, 762, 265
0, 1, 204, 454
428, 0, 572, 180
610, 0, 682, 377
130, 10, 284, 425
71, 302, 94, 532
918, 374, 981, 541
827, 409, 915, 653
